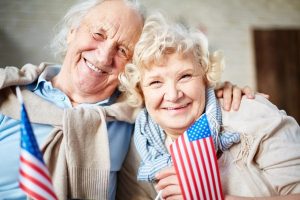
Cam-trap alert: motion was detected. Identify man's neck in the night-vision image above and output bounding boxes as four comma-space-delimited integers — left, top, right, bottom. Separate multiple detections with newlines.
51, 74, 113, 106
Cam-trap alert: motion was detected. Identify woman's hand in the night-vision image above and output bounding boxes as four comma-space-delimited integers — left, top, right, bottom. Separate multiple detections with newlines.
155, 166, 183, 200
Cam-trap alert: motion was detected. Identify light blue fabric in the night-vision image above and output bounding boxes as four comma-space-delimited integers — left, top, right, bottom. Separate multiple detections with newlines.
134, 87, 241, 182
0, 65, 133, 200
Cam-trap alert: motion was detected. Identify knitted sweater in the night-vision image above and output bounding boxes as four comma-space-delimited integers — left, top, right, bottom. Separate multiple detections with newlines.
0, 63, 140, 199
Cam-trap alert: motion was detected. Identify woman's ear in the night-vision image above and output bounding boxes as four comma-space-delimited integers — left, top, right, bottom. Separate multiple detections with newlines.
67, 28, 76, 44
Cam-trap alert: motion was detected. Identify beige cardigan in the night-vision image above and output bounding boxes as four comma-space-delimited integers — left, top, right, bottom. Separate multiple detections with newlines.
117, 96, 300, 199
0, 63, 140, 199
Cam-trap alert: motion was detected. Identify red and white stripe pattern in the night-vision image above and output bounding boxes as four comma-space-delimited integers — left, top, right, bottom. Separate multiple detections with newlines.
17, 92, 57, 200
170, 114, 223, 200
19, 150, 57, 200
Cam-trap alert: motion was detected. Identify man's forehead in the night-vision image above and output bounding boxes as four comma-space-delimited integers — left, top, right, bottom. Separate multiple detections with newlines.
83, 2, 143, 51
85, 0, 142, 22
85, 19, 140, 51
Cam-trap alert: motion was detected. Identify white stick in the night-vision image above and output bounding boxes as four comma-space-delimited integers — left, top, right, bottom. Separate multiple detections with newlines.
15, 86, 23, 104
154, 190, 163, 200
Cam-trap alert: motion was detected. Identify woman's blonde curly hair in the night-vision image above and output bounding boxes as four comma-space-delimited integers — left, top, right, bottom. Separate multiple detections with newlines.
119, 13, 224, 107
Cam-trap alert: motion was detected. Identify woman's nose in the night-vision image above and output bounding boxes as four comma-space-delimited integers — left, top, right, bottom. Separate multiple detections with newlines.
164, 84, 183, 102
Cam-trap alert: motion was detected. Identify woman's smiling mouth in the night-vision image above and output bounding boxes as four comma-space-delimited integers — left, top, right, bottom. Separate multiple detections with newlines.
164, 103, 190, 110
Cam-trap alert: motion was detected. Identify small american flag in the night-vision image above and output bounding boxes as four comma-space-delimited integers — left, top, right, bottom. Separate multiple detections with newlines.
170, 114, 223, 200
16, 87, 57, 200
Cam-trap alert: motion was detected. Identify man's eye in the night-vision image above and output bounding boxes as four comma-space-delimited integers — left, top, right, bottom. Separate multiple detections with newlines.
118, 47, 129, 59
93, 32, 106, 40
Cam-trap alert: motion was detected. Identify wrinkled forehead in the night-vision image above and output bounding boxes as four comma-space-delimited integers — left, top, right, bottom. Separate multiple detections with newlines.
84, 0, 143, 22
83, 0, 144, 52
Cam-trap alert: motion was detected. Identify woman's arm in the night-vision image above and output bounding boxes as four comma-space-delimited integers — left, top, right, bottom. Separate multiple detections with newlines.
225, 194, 300, 200
155, 166, 300, 200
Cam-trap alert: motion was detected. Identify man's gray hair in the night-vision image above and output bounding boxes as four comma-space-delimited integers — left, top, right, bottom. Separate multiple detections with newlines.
50, 0, 146, 61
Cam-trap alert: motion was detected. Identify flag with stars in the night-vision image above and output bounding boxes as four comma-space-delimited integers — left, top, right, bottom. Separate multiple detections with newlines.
170, 114, 223, 200
17, 87, 57, 200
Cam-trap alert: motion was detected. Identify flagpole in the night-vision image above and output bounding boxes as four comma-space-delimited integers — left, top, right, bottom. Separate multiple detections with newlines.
15, 86, 24, 104
154, 190, 163, 200
16, 86, 58, 200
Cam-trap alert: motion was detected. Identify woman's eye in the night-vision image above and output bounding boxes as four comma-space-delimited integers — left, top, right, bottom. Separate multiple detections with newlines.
150, 81, 161, 85
181, 74, 192, 80
148, 80, 162, 88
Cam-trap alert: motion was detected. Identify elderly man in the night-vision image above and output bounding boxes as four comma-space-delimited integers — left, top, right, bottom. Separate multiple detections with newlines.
0, 0, 253, 199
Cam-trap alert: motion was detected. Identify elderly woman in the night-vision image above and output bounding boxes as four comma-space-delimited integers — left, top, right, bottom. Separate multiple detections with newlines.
119, 13, 300, 200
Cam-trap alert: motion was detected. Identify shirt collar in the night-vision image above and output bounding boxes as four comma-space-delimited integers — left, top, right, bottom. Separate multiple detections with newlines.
28, 64, 60, 91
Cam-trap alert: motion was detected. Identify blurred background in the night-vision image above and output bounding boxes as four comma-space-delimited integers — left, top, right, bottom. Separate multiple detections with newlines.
0, 0, 299, 122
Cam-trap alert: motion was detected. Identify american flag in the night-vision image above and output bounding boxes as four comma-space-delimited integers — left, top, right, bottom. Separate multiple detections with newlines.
16, 87, 57, 200
170, 114, 223, 200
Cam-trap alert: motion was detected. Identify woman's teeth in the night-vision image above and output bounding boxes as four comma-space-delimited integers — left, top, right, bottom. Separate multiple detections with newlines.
166, 104, 188, 110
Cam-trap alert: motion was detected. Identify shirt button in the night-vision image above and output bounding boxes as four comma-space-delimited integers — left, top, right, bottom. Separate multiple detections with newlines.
60, 96, 65, 101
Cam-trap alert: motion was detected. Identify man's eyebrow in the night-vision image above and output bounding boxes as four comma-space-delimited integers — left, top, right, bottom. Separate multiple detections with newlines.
90, 21, 117, 35
117, 41, 134, 57
87, 21, 135, 54
123, 43, 133, 53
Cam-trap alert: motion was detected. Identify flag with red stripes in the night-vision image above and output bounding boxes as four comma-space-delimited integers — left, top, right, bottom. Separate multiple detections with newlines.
170, 114, 223, 200
19, 103, 57, 200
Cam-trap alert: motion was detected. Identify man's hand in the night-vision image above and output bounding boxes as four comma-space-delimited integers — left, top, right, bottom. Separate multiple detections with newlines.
215, 81, 255, 111
155, 166, 183, 200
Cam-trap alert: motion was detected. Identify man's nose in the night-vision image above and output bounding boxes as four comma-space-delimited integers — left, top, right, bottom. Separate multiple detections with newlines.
95, 40, 115, 66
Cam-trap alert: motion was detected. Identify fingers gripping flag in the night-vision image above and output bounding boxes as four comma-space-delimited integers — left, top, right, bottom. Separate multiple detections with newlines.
16, 87, 57, 200
170, 114, 224, 200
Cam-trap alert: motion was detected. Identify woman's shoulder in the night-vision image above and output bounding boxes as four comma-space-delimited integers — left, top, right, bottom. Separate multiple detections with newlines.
220, 94, 299, 135
221, 94, 285, 121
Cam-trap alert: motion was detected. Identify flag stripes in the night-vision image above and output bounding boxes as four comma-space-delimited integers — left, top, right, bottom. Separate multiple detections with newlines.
19, 183, 49, 200
170, 114, 224, 200
18, 102, 57, 200
19, 147, 57, 200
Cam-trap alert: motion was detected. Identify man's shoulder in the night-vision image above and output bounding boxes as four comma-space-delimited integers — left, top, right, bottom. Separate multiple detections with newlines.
0, 62, 59, 90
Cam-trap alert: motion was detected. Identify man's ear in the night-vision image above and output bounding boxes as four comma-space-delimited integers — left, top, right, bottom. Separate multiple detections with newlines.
67, 28, 76, 44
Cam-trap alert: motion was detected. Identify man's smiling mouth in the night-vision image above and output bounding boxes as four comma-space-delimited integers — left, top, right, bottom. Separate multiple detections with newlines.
84, 59, 109, 74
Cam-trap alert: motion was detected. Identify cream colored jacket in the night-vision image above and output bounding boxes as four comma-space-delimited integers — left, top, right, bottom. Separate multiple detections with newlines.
117, 96, 300, 199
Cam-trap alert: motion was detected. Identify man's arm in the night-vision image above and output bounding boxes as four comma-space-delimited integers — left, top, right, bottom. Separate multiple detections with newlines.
215, 81, 256, 111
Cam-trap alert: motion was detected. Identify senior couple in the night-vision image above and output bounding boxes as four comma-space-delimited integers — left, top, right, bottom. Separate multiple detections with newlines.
0, 0, 299, 200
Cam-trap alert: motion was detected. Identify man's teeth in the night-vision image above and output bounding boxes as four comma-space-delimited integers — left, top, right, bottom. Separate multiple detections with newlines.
86, 61, 103, 73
